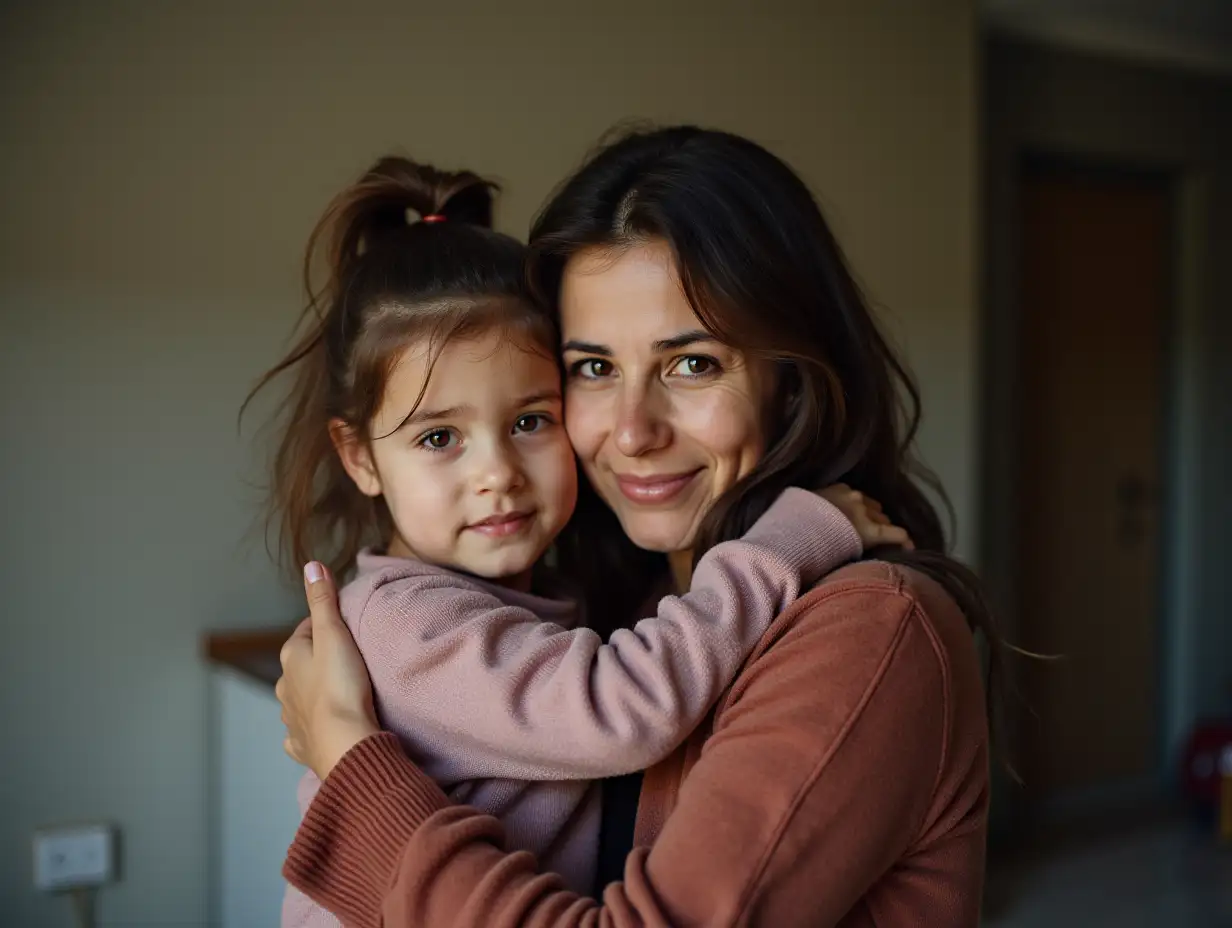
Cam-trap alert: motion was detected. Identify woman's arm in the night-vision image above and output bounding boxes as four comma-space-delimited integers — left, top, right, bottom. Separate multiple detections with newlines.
350, 488, 868, 780
280, 565, 989, 927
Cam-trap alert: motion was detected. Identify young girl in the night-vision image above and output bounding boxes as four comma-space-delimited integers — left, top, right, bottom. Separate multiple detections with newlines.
253, 156, 905, 925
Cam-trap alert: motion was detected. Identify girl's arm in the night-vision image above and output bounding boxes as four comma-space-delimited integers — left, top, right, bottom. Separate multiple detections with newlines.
356, 488, 866, 781
280, 564, 988, 927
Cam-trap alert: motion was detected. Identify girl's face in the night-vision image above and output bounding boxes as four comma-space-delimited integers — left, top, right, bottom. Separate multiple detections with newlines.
335, 328, 577, 590
559, 240, 775, 557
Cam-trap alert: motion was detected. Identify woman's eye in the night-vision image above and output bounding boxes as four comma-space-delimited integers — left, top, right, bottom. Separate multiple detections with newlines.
570, 358, 613, 379
669, 355, 717, 377
513, 414, 549, 434
418, 428, 457, 451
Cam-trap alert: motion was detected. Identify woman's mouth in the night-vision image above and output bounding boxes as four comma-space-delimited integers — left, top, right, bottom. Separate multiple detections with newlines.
613, 470, 702, 505
468, 511, 534, 538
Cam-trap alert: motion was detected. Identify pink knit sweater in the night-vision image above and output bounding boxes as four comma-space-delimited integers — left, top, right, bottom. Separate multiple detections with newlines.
283, 488, 861, 926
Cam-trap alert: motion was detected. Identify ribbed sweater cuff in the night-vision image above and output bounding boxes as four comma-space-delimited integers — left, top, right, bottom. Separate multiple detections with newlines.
283, 732, 449, 925
744, 487, 865, 575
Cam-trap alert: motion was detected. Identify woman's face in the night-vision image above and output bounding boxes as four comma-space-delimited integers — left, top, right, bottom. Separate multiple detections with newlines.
560, 240, 775, 554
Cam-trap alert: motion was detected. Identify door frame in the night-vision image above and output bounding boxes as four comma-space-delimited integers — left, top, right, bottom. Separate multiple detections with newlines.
979, 143, 1207, 836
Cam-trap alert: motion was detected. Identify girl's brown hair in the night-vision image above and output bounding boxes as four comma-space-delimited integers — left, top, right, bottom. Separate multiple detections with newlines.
528, 126, 1007, 725
245, 156, 554, 579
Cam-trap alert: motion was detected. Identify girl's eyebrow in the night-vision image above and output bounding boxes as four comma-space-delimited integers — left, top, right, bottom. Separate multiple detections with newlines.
390, 390, 562, 435
404, 404, 467, 426
387, 404, 468, 435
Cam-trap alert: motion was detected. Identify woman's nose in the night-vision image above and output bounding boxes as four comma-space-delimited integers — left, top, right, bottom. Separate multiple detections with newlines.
613, 385, 670, 457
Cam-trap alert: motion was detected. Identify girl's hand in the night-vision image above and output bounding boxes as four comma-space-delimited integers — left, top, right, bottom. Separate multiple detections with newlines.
276, 563, 381, 780
819, 483, 915, 551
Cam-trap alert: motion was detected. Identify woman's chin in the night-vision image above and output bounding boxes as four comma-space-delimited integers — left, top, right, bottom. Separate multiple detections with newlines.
613, 511, 699, 555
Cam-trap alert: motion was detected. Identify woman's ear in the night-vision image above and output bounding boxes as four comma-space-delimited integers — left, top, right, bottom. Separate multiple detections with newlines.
772, 360, 800, 413
330, 419, 382, 497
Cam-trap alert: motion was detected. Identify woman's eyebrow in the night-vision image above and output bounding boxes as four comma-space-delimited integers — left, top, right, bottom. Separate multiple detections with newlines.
652, 329, 716, 352
515, 390, 562, 407
561, 330, 717, 356
561, 340, 611, 355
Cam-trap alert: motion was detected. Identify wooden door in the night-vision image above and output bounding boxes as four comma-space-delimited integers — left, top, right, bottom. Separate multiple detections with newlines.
1016, 164, 1170, 801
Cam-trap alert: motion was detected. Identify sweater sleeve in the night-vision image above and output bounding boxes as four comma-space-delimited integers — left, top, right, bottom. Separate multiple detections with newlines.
358, 488, 861, 781
284, 577, 989, 928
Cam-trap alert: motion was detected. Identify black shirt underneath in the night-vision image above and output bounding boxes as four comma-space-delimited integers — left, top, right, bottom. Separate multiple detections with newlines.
593, 770, 644, 895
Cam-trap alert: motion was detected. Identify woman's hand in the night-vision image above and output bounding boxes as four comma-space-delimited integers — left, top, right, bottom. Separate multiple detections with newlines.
276, 562, 381, 780
819, 483, 914, 550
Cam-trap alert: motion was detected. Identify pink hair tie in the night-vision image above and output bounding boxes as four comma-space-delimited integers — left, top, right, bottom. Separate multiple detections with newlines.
421, 214, 446, 223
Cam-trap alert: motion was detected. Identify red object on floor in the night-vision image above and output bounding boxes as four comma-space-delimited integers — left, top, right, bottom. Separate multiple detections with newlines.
1181, 720, 1232, 803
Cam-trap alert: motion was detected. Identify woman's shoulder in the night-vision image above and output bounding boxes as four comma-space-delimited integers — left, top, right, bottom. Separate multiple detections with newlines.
772, 559, 980, 671
725, 559, 987, 745
714, 558, 989, 838
697, 559, 989, 920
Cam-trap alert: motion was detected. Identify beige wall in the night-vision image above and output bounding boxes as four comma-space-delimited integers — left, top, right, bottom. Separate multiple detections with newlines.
0, 2, 977, 922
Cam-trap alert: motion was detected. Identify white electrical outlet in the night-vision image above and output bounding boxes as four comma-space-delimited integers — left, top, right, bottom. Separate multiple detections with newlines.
32, 824, 116, 892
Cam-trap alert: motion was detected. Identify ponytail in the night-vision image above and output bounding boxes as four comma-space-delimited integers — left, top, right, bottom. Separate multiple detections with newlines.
306, 157, 498, 301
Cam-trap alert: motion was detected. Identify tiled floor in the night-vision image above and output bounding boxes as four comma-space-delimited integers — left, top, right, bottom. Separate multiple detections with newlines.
983, 820, 1232, 927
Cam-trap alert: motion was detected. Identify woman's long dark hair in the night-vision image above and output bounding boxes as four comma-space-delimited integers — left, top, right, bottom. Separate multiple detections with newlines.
529, 125, 1004, 723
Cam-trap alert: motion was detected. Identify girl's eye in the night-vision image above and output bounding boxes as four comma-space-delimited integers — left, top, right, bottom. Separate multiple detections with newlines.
570, 358, 614, 379
513, 414, 549, 434
418, 428, 457, 451
669, 355, 718, 377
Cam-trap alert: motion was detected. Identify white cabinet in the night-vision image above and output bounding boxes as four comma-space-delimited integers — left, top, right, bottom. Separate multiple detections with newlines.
212, 667, 303, 927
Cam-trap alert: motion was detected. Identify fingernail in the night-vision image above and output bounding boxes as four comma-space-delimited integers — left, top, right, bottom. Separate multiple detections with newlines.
304, 561, 325, 584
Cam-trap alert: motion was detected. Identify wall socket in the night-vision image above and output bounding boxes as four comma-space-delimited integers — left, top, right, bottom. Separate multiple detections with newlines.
32, 824, 117, 892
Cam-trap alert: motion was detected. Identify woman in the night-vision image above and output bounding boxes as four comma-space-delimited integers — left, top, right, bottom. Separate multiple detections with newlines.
277, 125, 994, 927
